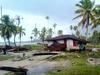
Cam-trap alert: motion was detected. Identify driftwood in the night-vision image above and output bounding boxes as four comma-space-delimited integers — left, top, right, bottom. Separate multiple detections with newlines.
33, 52, 58, 56
0, 66, 28, 75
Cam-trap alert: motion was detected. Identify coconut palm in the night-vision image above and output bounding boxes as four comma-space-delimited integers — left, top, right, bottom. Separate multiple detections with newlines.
47, 28, 53, 39
70, 25, 73, 34
39, 27, 47, 43
76, 30, 80, 37
53, 23, 57, 34
18, 26, 25, 46
92, 5, 100, 28
30, 36, 33, 42
73, 26, 78, 31
13, 25, 19, 47
0, 15, 15, 46
32, 27, 39, 40
57, 30, 63, 36
0, 24, 7, 46
73, 0, 95, 28
15, 15, 23, 26
45, 16, 49, 26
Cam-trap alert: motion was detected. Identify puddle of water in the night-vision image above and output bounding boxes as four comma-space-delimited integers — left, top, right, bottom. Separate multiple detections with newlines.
27, 63, 55, 75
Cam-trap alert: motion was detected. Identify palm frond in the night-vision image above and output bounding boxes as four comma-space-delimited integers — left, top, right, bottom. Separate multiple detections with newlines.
73, 14, 83, 20
75, 9, 84, 14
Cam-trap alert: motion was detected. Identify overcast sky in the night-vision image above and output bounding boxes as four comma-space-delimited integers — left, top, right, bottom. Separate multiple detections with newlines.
0, 0, 100, 42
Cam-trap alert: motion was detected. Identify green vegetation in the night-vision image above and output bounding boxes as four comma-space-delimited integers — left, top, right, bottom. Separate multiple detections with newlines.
86, 44, 100, 48
47, 66, 100, 75
88, 52, 100, 58
5, 72, 14, 75
0, 55, 14, 61
73, 0, 99, 28
57, 30, 63, 36
22, 44, 44, 50
47, 52, 100, 75
0, 15, 25, 47
5, 72, 22, 75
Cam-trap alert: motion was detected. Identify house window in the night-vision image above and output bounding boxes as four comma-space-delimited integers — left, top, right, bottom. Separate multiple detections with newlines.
73, 41, 78, 46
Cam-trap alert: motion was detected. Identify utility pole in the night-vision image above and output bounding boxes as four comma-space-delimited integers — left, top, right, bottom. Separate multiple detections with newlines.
0, 5, 2, 22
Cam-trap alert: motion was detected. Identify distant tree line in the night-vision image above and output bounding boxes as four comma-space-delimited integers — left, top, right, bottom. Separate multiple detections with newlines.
31, 16, 63, 43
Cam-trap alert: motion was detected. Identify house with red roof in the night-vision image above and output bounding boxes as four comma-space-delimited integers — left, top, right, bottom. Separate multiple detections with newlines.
46, 35, 88, 51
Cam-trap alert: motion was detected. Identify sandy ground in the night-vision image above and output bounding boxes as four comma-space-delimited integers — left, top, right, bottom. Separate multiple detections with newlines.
0, 51, 70, 75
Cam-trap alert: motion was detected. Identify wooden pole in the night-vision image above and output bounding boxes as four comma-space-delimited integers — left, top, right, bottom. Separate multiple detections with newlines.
0, 5, 2, 20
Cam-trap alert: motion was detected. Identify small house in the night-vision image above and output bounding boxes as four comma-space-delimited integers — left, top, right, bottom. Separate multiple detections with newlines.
46, 35, 88, 51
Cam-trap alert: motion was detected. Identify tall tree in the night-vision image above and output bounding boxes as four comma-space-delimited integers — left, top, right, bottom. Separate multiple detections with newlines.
30, 36, 33, 42
45, 16, 50, 26
18, 26, 25, 46
0, 15, 15, 46
13, 25, 18, 47
73, 26, 78, 31
88, 30, 100, 47
32, 27, 39, 40
15, 15, 23, 26
53, 23, 57, 34
39, 27, 47, 43
47, 28, 53, 39
70, 25, 73, 34
57, 30, 63, 36
73, 0, 95, 28
0, 24, 7, 46
92, 5, 100, 28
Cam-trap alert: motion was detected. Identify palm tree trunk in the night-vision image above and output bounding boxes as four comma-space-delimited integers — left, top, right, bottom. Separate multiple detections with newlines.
86, 14, 89, 40
14, 34, 16, 47
7, 38, 10, 46
3, 37, 7, 46
20, 37, 21, 46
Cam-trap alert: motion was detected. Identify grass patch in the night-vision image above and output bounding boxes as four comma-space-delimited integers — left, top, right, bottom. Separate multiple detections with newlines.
86, 44, 100, 48
47, 52, 100, 75
22, 44, 44, 51
47, 66, 100, 75
0, 55, 14, 61
49, 52, 89, 60
5, 72, 14, 75
88, 52, 100, 58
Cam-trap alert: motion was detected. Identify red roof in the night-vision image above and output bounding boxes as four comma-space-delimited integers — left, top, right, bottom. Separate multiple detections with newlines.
46, 35, 88, 43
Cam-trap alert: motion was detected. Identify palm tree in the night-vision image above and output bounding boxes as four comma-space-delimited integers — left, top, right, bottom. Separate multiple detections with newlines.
39, 27, 47, 43
13, 25, 18, 47
32, 27, 39, 40
73, 0, 95, 28
70, 25, 73, 34
1, 15, 15, 46
73, 26, 78, 31
57, 30, 63, 36
15, 15, 23, 26
92, 5, 100, 28
18, 26, 25, 46
53, 23, 57, 34
76, 30, 80, 37
45, 16, 49, 26
30, 36, 33, 42
47, 28, 53, 39
0, 24, 7, 46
